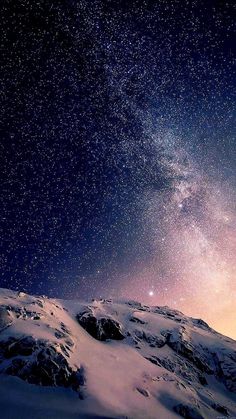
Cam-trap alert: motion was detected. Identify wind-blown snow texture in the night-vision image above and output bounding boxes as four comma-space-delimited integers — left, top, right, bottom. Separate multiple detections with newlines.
0, 288, 235, 419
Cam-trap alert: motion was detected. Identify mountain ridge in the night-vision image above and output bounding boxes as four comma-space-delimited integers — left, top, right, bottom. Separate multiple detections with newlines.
0, 287, 235, 419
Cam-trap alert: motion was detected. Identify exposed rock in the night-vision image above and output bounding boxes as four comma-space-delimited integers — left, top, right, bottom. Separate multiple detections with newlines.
212, 351, 236, 393
65, 338, 74, 347
69, 366, 86, 391
0, 336, 82, 390
4, 336, 36, 358
77, 311, 125, 341
173, 403, 205, 419
126, 301, 142, 308
153, 306, 186, 323
145, 354, 208, 386
60, 343, 70, 357
159, 327, 236, 393
198, 374, 208, 385
60, 322, 72, 335
145, 355, 162, 367
1, 305, 22, 319
166, 327, 214, 374
211, 403, 229, 416
134, 329, 166, 348
129, 315, 146, 324
0, 307, 13, 330
1, 305, 44, 322
136, 387, 150, 397
55, 329, 67, 339
33, 314, 41, 320
124, 301, 149, 312
147, 355, 175, 376
36, 299, 44, 308
191, 318, 211, 331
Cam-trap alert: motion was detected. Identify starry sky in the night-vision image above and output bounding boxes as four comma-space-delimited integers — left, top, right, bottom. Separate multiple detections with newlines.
1, 0, 236, 338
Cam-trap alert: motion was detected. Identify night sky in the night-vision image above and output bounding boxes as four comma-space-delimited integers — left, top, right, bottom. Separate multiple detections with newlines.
1, 1, 236, 338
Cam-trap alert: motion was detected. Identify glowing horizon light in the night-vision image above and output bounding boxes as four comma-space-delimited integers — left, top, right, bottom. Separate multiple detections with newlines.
149, 290, 154, 296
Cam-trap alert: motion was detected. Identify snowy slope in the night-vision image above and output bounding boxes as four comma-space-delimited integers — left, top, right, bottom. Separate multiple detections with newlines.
0, 288, 235, 419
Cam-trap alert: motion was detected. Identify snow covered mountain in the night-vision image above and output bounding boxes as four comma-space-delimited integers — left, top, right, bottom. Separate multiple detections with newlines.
0, 288, 235, 419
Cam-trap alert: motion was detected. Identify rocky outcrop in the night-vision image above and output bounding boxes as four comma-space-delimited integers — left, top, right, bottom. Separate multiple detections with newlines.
165, 327, 214, 374
212, 350, 236, 393
165, 327, 236, 393
173, 403, 205, 419
0, 336, 83, 390
0, 307, 14, 331
211, 403, 229, 416
77, 310, 125, 341
133, 328, 166, 348
0, 304, 43, 322
145, 353, 208, 386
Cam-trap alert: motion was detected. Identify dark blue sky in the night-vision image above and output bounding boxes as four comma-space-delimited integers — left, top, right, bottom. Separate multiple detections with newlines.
1, 0, 235, 329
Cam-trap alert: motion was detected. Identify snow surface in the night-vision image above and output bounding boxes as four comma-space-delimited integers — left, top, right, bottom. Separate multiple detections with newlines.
0, 288, 235, 419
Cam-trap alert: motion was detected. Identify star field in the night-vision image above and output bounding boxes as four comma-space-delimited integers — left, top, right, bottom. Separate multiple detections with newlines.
1, 0, 236, 337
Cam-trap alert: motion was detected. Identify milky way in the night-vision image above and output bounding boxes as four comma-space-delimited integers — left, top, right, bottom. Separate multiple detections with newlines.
1, 1, 236, 337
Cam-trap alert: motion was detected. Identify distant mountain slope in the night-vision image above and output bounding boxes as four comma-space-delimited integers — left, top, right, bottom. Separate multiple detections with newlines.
0, 288, 235, 419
